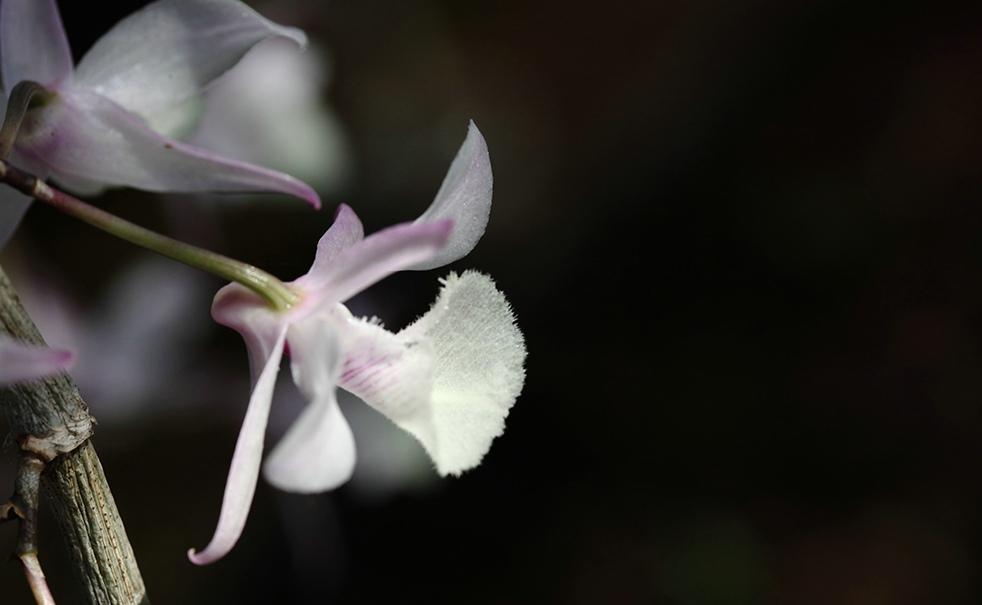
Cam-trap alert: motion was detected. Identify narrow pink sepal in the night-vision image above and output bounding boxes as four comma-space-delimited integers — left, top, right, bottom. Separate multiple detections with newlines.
306, 219, 454, 309
187, 328, 287, 566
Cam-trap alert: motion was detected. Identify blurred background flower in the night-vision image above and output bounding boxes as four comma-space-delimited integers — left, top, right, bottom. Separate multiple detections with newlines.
188, 37, 351, 195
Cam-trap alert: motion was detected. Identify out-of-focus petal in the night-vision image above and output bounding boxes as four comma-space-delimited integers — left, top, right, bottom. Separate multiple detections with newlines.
409, 122, 493, 271
264, 316, 355, 493
47, 172, 107, 197
307, 220, 453, 309
188, 38, 350, 189
0, 336, 72, 385
0, 187, 32, 250
0, 0, 72, 89
297, 204, 364, 290
74, 0, 306, 135
188, 327, 287, 566
75, 258, 211, 421
16, 88, 319, 206
343, 272, 525, 475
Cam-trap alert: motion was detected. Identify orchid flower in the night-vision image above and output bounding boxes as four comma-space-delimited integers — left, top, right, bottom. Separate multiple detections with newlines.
190, 122, 527, 565
0, 335, 71, 385
0, 0, 321, 247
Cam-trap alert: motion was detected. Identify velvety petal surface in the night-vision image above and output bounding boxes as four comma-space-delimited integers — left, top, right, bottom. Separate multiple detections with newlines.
264, 316, 356, 493
341, 272, 525, 475
0, 0, 72, 89
305, 220, 453, 309
188, 328, 287, 566
409, 122, 493, 271
74, 0, 306, 135
16, 88, 319, 205
0, 336, 72, 385
331, 304, 435, 431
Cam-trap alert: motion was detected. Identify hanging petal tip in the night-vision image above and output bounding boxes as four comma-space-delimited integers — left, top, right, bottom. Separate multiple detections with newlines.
283, 176, 321, 209
187, 548, 203, 565
301, 185, 322, 210
276, 175, 321, 208
187, 547, 215, 567
186, 533, 235, 566
280, 26, 309, 49
254, 171, 321, 208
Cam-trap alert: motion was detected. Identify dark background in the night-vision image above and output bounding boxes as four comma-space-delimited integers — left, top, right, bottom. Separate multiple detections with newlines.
5, 0, 982, 603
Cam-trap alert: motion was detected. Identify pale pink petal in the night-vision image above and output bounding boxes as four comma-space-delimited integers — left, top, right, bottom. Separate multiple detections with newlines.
264, 316, 355, 493
409, 121, 493, 270
212, 283, 288, 378
15, 88, 319, 206
188, 327, 287, 566
0, 0, 72, 89
0, 187, 32, 250
307, 220, 453, 309
0, 336, 72, 385
296, 204, 364, 290
339, 272, 525, 475
74, 0, 306, 135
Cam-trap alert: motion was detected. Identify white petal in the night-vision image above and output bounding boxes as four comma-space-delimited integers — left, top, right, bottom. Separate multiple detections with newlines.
332, 272, 525, 475
331, 304, 435, 429
0, 186, 32, 250
409, 121, 493, 270
0, 0, 72, 89
264, 316, 355, 493
16, 88, 319, 205
74, 0, 306, 135
0, 336, 72, 385
188, 327, 287, 566
398, 272, 526, 474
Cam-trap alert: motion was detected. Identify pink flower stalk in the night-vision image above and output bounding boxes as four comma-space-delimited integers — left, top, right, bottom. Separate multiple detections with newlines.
0, 335, 71, 385
0, 0, 320, 246
189, 122, 527, 565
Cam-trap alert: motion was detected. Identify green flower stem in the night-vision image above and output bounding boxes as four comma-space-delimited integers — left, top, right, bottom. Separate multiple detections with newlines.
0, 160, 298, 311
0, 81, 52, 160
